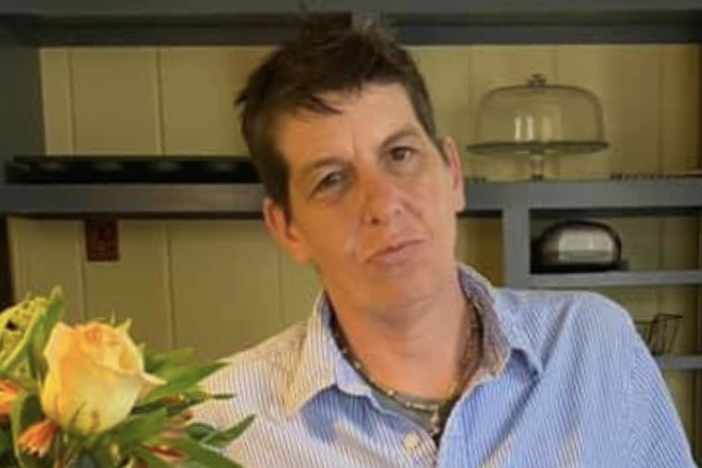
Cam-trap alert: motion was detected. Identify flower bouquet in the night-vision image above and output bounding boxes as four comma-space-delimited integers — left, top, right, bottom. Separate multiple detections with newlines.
0, 287, 252, 467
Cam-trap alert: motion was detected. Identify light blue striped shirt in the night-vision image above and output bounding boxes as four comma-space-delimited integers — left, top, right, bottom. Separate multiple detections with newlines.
197, 264, 695, 467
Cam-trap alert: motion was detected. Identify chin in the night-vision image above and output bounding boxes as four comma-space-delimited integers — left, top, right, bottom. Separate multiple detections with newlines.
366, 270, 440, 305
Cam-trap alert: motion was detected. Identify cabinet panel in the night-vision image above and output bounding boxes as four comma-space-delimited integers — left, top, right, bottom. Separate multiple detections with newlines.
82, 221, 173, 352
279, 253, 320, 326
70, 47, 174, 351
160, 46, 272, 155
39, 48, 74, 154
169, 220, 282, 360
410, 46, 470, 172
660, 45, 699, 173
7, 218, 84, 324
557, 45, 660, 176
70, 47, 162, 154
456, 218, 503, 286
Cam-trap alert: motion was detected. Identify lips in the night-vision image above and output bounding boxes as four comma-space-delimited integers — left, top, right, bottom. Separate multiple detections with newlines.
365, 238, 425, 265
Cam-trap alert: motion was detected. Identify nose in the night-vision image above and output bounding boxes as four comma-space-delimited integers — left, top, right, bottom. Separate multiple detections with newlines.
358, 170, 404, 226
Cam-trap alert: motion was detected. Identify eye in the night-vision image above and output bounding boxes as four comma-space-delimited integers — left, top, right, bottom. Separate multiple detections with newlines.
390, 146, 414, 163
387, 146, 422, 175
313, 170, 347, 194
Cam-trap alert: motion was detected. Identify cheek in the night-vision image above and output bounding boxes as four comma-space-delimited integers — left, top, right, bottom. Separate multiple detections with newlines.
300, 214, 358, 261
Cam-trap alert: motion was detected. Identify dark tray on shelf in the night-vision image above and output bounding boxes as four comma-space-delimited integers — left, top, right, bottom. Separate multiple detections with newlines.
5, 155, 260, 184
531, 259, 629, 274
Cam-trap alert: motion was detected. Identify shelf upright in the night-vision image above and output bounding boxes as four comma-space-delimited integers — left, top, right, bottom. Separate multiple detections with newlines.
0, 24, 44, 308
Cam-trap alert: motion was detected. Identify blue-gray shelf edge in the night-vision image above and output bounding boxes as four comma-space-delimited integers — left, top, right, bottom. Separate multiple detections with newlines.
1, 177, 701, 217
2, 1, 702, 46
656, 355, 702, 371
0, 183, 266, 217
465, 177, 702, 212
5, 0, 702, 16
529, 271, 702, 289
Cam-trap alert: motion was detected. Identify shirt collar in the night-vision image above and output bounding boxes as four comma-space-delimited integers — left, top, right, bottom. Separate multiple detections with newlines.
283, 263, 543, 416
282, 293, 338, 416
456, 263, 543, 378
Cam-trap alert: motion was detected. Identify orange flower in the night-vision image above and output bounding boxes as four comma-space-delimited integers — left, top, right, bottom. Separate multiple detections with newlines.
146, 444, 187, 464
18, 418, 59, 458
0, 380, 21, 417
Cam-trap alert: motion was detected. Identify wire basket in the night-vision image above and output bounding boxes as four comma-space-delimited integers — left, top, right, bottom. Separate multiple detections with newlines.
634, 314, 682, 355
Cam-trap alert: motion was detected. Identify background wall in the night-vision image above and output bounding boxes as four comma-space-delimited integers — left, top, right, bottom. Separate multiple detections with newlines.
6, 44, 701, 442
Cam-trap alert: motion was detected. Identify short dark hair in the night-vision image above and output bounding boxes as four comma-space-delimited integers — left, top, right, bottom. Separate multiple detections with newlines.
237, 16, 440, 218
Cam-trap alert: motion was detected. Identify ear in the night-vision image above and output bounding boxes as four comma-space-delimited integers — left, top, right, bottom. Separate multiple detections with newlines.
441, 136, 466, 212
262, 197, 312, 264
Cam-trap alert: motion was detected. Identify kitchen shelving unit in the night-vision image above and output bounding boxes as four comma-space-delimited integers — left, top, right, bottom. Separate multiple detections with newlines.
1, 0, 701, 454
464, 178, 702, 373
464, 178, 702, 287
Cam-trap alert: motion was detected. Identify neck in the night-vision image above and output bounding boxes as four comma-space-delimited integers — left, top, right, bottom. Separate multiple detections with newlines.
330, 275, 481, 399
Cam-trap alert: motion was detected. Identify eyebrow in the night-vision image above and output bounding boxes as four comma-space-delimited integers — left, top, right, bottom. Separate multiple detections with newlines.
379, 125, 424, 151
297, 157, 346, 183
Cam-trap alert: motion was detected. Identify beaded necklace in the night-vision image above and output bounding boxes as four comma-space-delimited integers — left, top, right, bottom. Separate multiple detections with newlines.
331, 308, 483, 438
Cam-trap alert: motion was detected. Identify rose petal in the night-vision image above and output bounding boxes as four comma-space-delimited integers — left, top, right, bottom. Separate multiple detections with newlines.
40, 320, 166, 435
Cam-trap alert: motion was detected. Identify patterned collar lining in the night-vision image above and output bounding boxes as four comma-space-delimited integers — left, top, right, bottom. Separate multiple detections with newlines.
283, 263, 543, 416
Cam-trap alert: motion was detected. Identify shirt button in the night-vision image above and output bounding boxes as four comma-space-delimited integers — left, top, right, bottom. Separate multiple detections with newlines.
403, 432, 421, 451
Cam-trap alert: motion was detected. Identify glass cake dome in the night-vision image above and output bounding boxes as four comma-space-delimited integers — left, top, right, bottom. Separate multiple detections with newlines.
466, 74, 608, 179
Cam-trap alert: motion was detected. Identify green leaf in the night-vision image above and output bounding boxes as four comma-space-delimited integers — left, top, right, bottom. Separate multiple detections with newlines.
185, 423, 218, 442
109, 409, 168, 448
144, 348, 196, 375
138, 362, 227, 406
77, 445, 114, 467
156, 361, 224, 384
10, 393, 51, 468
28, 289, 64, 382
0, 429, 12, 457
0, 452, 21, 468
0, 315, 42, 378
132, 389, 209, 417
200, 415, 255, 448
0, 288, 64, 381
130, 446, 173, 468
164, 437, 242, 468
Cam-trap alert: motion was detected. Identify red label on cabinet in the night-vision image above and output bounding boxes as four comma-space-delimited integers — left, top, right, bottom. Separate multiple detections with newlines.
85, 219, 119, 262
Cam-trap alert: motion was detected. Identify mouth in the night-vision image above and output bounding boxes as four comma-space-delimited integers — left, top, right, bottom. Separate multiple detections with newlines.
365, 238, 425, 265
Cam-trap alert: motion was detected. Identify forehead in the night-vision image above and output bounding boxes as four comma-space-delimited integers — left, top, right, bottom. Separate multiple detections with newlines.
274, 83, 422, 169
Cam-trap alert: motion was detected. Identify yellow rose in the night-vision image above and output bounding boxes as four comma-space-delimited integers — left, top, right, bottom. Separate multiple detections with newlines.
40, 321, 165, 435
